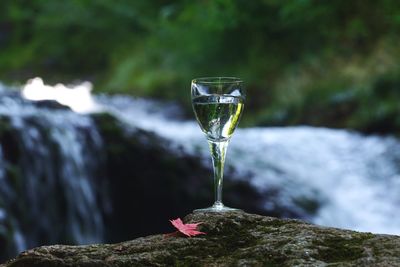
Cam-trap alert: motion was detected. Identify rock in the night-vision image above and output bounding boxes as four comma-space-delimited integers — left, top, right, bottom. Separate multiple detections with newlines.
31, 100, 71, 110
2, 212, 400, 266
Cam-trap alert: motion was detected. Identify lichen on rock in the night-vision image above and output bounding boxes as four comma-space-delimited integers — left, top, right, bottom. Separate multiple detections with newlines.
2, 212, 400, 266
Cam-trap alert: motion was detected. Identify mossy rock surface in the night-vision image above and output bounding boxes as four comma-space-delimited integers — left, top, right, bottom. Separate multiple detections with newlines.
2, 212, 400, 267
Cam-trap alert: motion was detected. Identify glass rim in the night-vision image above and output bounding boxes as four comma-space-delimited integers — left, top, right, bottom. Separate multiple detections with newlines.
192, 77, 243, 84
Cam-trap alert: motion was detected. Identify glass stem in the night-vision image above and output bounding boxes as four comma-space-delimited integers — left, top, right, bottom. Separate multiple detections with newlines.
208, 139, 229, 207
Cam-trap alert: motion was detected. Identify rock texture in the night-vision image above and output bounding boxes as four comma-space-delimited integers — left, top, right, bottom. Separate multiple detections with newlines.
2, 212, 400, 267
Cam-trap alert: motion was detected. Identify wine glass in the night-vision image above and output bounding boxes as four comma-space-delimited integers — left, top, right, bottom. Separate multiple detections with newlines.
191, 77, 245, 212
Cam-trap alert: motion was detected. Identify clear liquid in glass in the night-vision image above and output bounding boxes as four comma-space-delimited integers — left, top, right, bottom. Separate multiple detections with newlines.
192, 95, 244, 141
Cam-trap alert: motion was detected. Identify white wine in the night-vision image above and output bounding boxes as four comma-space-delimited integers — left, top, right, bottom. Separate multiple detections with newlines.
193, 95, 244, 141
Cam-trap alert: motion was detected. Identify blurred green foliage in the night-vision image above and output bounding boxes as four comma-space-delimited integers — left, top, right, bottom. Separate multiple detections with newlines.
1, 0, 400, 132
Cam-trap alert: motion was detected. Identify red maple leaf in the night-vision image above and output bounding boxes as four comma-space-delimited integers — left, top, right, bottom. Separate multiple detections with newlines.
169, 218, 206, 237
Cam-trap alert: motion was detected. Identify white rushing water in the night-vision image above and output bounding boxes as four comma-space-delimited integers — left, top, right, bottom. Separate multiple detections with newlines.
21, 78, 400, 235
0, 82, 105, 252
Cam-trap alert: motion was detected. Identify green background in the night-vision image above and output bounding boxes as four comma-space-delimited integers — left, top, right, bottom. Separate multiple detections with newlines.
1, 0, 400, 133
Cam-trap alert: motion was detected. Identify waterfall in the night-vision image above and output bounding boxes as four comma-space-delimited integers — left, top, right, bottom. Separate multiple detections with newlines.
0, 85, 106, 258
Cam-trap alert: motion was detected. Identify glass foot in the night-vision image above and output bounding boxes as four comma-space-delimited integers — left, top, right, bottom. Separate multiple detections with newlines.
193, 202, 242, 213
